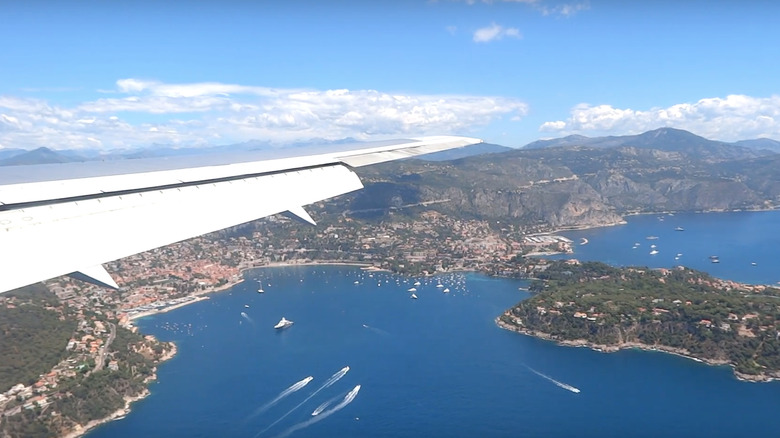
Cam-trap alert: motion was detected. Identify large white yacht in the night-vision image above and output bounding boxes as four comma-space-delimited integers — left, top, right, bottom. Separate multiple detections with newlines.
274, 317, 294, 329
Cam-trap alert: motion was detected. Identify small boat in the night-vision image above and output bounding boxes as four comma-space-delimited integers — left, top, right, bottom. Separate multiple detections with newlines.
410, 294, 418, 299
675, 227, 684, 231
414, 281, 421, 286
711, 259, 720, 264
646, 236, 659, 240
274, 317, 294, 329
751, 262, 757, 266
407, 287, 417, 292
244, 304, 250, 308
436, 284, 444, 288
650, 250, 659, 255
257, 288, 264, 293
443, 288, 450, 293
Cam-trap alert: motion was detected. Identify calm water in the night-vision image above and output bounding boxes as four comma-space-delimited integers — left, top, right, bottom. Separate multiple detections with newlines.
90, 211, 780, 438
557, 210, 780, 285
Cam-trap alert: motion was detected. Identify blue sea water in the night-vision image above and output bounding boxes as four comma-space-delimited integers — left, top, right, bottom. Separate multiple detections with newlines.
556, 210, 780, 285
90, 211, 780, 438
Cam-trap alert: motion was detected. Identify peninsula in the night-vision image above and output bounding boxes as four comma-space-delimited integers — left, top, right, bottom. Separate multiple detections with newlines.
497, 260, 780, 381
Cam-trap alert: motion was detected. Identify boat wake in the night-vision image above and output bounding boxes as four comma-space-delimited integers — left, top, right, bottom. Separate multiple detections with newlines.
249, 376, 313, 419
274, 385, 361, 438
311, 391, 347, 416
362, 324, 390, 336
255, 367, 350, 436
240, 312, 254, 325
526, 366, 580, 394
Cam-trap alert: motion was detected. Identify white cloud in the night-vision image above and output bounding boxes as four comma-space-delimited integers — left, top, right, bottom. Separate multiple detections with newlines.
458, 0, 588, 17
539, 95, 780, 141
0, 79, 529, 150
473, 23, 522, 43
537, 1, 589, 17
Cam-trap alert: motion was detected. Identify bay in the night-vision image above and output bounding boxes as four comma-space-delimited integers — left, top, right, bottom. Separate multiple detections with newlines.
556, 210, 780, 285
89, 211, 780, 438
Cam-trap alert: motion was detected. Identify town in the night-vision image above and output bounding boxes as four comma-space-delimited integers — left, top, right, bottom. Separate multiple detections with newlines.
0, 208, 573, 436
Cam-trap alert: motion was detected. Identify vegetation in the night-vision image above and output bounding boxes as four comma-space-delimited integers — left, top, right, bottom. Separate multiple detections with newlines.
0, 285, 74, 392
501, 261, 780, 377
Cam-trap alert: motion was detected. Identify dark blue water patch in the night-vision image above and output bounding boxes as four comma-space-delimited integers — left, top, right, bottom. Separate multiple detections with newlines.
553, 210, 780, 285
89, 263, 780, 438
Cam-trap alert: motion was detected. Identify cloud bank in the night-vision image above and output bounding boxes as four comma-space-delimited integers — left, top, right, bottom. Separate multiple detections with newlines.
0, 79, 528, 150
540, 95, 780, 142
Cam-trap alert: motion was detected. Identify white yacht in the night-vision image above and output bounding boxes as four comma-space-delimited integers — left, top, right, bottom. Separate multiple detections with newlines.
410, 294, 418, 299
274, 317, 294, 329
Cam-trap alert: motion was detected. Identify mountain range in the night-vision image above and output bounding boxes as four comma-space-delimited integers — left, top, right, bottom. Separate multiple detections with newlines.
2, 128, 779, 232
523, 128, 778, 161
2, 128, 778, 167
344, 128, 780, 229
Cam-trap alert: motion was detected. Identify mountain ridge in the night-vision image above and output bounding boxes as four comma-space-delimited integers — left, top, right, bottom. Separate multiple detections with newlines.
522, 127, 776, 162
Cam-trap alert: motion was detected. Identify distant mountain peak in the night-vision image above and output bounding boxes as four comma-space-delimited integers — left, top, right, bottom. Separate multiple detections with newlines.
0, 146, 80, 166
521, 128, 773, 162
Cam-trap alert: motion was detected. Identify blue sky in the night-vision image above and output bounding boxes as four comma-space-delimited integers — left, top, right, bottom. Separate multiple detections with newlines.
1, 0, 779, 150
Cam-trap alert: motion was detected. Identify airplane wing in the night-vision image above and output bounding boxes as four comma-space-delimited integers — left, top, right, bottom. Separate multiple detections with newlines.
0, 135, 481, 293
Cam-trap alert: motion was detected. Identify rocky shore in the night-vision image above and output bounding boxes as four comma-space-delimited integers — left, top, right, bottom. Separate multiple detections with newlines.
495, 315, 779, 383
62, 343, 177, 438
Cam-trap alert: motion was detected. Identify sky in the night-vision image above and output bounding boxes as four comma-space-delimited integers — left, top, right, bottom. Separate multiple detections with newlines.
1, 0, 779, 151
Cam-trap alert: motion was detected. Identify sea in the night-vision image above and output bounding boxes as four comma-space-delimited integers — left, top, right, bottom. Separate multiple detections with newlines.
90, 210, 780, 438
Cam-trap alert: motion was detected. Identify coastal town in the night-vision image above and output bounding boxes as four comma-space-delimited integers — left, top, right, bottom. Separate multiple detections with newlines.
7, 201, 780, 437
0, 209, 575, 438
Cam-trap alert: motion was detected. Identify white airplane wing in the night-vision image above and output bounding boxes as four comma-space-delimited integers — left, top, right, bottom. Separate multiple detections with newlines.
0, 136, 481, 293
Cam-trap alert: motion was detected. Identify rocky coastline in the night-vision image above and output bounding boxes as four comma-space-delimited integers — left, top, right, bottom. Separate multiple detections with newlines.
495, 316, 779, 383
62, 342, 177, 438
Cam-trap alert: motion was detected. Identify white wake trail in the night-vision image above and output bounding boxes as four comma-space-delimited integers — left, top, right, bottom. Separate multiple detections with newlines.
255, 367, 350, 436
274, 385, 361, 438
249, 376, 314, 419
241, 312, 254, 325
311, 391, 347, 416
526, 366, 580, 393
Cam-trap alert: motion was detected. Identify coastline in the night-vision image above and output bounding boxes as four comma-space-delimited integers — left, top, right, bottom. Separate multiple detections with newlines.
80, 261, 376, 436
127, 262, 377, 322
61, 390, 149, 438
63, 342, 177, 438
495, 316, 779, 383
45, 209, 780, 436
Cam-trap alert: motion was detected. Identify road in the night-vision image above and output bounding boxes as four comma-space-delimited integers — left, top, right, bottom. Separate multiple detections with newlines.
93, 322, 116, 372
